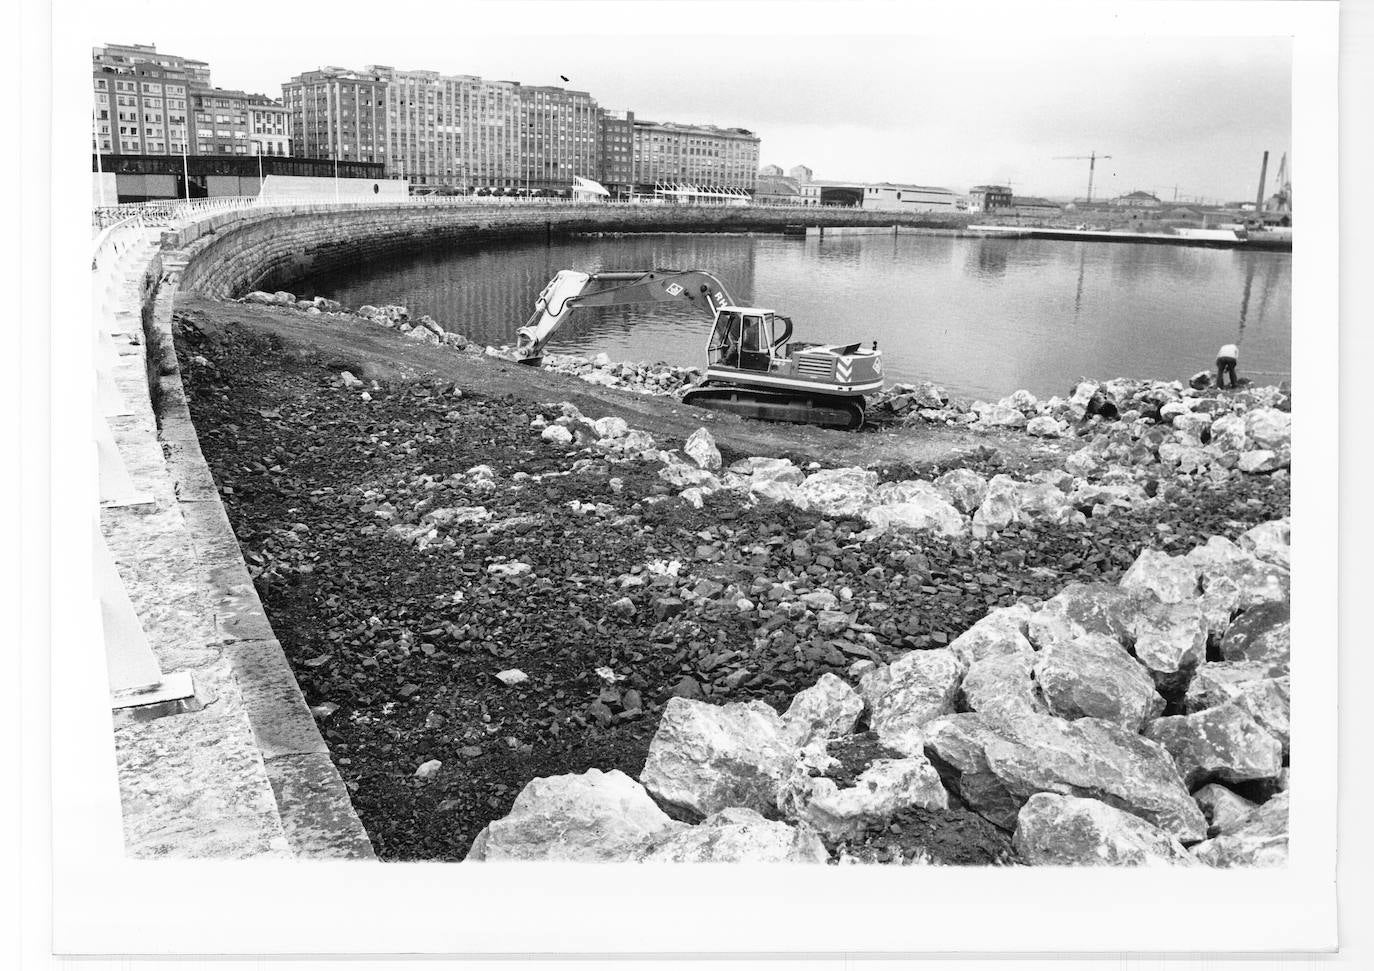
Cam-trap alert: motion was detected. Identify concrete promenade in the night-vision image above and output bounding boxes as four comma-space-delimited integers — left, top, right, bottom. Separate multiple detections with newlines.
97, 208, 374, 859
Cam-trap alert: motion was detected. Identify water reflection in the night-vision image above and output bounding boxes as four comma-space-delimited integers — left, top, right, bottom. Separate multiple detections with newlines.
307, 233, 1291, 400
966, 239, 1010, 279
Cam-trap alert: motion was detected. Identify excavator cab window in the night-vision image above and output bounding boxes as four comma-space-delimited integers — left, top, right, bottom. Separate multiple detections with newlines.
708, 311, 743, 367
739, 314, 772, 372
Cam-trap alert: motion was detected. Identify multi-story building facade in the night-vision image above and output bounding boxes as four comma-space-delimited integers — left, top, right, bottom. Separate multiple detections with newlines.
598, 110, 636, 196
283, 65, 602, 190
967, 184, 1013, 212
630, 119, 760, 191
515, 84, 602, 192
246, 95, 291, 156
282, 67, 389, 166
191, 88, 253, 156
93, 44, 201, 156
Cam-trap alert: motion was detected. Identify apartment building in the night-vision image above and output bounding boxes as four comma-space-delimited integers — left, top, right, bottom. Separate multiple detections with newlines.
283, 65, 601, 189
247, 96, 291, 156
630, 119, 760, 192
190, 88, 254, 156
282, 67, 388, 165
598, 110, 636, 197
93, 43, 201, 156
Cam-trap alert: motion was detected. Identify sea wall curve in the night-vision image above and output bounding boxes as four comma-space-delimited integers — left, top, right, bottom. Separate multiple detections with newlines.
168, 204, 972, 300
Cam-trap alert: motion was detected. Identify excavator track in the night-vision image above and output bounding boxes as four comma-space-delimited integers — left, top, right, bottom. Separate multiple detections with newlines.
682, 386, 866, 431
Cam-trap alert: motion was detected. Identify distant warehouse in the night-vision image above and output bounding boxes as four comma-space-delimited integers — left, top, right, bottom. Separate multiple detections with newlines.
797, 179, 959, 211
1011, 196, 1062, 216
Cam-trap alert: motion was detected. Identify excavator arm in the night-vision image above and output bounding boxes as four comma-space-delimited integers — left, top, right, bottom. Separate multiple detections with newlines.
515, 269, 736, 362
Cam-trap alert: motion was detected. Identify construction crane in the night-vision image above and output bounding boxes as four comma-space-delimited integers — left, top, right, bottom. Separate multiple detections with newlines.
1054, 150, 1113, 204
1269, 152, 1291, 212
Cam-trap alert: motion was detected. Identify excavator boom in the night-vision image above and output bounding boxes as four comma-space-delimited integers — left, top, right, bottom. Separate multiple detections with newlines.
515, 269, 734, 362
514, 266, 885, 431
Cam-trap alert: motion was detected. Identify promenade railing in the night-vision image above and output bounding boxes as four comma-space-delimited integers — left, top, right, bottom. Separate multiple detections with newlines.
91, 194, 865, 230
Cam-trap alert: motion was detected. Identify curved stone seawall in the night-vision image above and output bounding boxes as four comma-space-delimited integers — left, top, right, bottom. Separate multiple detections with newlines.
169, 204, 972, 299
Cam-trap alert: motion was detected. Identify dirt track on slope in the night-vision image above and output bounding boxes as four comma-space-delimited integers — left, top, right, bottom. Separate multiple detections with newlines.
173, 296, 1073, 474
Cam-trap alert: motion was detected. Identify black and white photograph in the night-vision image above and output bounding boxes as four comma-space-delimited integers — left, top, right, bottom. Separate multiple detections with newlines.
17, 0, 1368, 963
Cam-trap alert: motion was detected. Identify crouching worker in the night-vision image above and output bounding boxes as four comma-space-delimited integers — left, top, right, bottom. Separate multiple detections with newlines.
1216, 343, 1240, 390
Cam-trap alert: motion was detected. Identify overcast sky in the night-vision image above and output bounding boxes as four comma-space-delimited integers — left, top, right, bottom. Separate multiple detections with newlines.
86, 1, 1293, 202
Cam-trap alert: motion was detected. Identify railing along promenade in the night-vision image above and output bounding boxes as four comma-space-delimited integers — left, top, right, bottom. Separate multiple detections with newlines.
92, 194, 854, 231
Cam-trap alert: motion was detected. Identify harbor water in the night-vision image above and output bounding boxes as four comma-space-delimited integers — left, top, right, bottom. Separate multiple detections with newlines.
306, 232, 1292, 402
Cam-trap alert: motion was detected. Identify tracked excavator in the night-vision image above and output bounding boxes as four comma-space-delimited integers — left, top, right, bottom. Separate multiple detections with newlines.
514, 269, 884, 430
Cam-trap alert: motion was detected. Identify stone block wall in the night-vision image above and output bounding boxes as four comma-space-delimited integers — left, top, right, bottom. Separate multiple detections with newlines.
172, 204, 974, 300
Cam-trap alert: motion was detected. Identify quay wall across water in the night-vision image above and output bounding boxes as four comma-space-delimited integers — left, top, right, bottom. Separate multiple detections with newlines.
170, 204, 976, 299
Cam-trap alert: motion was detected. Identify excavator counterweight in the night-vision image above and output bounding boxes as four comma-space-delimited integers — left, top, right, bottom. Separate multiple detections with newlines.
515, 268, 884, 431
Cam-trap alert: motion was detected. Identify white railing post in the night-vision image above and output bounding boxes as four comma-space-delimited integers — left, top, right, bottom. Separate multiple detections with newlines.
95, 531, 194, 708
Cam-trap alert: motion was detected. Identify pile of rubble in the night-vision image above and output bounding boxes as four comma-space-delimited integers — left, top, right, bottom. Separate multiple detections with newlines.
525, 401, 1294, 545
873, 378, 1292, 475
237, 290, 474, 349
467, 519, 1292, 865
473, 346, 703, 396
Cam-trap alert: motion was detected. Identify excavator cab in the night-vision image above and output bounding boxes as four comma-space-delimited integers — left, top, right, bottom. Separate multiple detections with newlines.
707, 308, 793, 372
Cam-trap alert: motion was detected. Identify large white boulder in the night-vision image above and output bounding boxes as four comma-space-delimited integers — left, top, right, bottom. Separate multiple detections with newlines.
1130, 599, 1208, 692
859, 648, 967, 756
1184, 660, 1290, 712
932, 468, 990, 515
684, 427, 722, 470
947, 603, 1035, 667
933, 712, 1208, 842
1208, 413, 1250, 451
1185, 536, 1290, 607
465, 768, 682, 861
641, 807, 829, 863
1033, 633, 1165, 731
780, 673, 864, 748
1192, 791, 1288, 866
864, 483, 967, 537
1238, 519, 1291, 570
1013, 793, 1196, 866
1143, 704, 1284, 790
1219, 602, 1291, 671
1027, 583, 1142, 652
1244, 408, 1291, 451
971, 474, 1023, 536
658, 457, 722, 490
1014, 481, 1078, 525
961, 651, 1047, 718
640, 697, 795, 818
778, 755, 949, 841
793, 467, 878, 517
1120, 548, 1201, 603
1026, 415, 1068, 438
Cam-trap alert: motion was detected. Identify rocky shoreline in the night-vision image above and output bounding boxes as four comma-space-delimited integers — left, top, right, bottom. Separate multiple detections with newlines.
469, 518, 1290, 865
199, 291, 1293, 864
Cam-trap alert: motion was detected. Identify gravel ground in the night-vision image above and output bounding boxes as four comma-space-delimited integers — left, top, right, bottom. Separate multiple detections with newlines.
174, 306, 1290, 862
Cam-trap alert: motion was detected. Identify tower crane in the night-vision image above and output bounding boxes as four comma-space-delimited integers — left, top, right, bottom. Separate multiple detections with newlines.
1053, 151, 1113, 204
1270, 152, 1291, 212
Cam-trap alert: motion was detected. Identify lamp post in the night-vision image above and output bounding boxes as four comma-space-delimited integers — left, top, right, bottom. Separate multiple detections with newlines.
182, 138, 190, 201
92, 102, 106, 209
